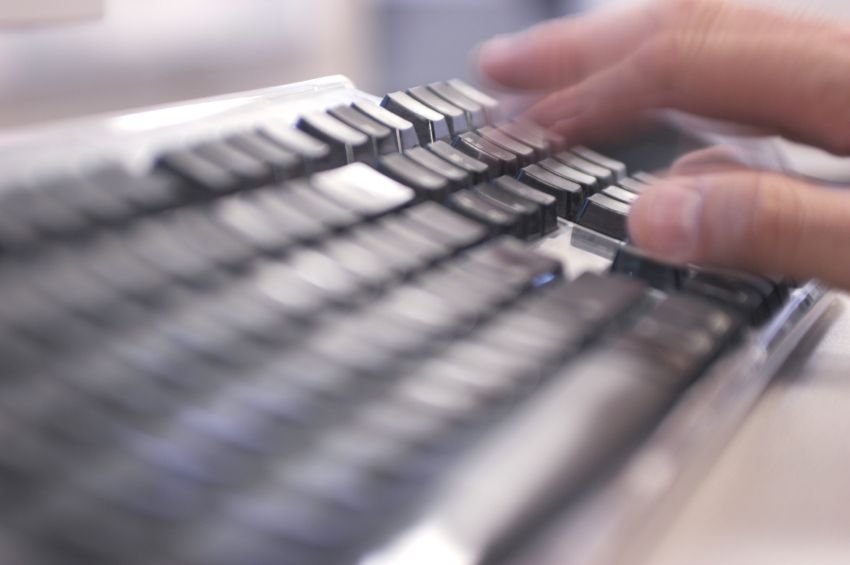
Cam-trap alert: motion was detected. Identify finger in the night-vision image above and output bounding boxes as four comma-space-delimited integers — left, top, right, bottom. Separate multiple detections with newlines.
669, 146, 752, 175
477, 4, 658, 90
627, 171, 850, 289
524, 26, 850, 155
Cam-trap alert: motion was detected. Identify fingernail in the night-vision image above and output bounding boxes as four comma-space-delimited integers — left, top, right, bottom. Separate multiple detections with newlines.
630, 181, 704, 260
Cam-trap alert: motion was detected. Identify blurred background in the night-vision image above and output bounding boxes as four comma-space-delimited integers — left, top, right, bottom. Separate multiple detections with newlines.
0, 0, 847, 128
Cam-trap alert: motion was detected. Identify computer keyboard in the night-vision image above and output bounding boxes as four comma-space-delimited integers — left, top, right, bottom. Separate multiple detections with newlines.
0, 75, 833, 565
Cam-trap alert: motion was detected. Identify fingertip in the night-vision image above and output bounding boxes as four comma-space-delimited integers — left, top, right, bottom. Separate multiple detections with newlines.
628, 180, 705, 263
476, 34, 523, 85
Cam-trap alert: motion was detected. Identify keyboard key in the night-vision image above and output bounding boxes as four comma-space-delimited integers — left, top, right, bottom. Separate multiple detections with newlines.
311, 163, 416, 218
194, 140, 274, 188
446, 190, 522, 237
381, 91, 450, 144
403, 202, 488, 250
88, 166, 193, 214
259, 124, 339, 171
612, 245, 688, 290
633, 171, 661, 184
297, 111, 374, 165
555, 151, 615, 185
473, 183, 542, 240
466, 237, 562, 291
492, 176, 558, 235
453, 132, 519, 177
427, 82, 487, 129
351, 100, 419, 151
214, 193, 303, 253
537, 157, 599, 195
602, 185, 639, 204
404, 146, 471, 191
226, 132, 304, 180
155, 147, 241, 195
575, 193, 631, 240
619, 295, 742, 386
618, 177, 647, 194
407, 85, 469, 137
376, 153, 450, 201
572, 146, 627, 181
478, 126, 536, 168
499, 121, 551, 160
447, 78, 501, 123
516, 164, 583, 219
43, 175, 136, 227
329, 104, 397, 156
683, 272, 772, 325
428, 140, 490, 185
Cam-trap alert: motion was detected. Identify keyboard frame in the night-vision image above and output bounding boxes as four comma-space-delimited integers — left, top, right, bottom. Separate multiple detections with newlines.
0, 75, 837, 565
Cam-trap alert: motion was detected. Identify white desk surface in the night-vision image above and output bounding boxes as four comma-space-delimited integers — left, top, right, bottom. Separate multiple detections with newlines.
642, 293, 850, 565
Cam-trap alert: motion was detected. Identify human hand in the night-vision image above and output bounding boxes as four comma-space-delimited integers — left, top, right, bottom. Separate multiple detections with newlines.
477, 0, 850, 289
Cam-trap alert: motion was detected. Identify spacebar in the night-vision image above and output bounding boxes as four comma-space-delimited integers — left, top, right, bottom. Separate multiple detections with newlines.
362, 348, 678, 565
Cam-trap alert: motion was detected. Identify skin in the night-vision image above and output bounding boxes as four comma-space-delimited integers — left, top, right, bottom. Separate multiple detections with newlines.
477, 0, 850, 290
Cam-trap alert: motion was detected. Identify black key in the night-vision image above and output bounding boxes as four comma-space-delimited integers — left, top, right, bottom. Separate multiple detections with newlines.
446, 190, 521, 237
498, 121, 551, 160
415, 267, 514, 324
427, 82, 487, 128
473, 183, 542, 240
447, 78, 501, 123
226, 132, 304, 180
194, 140, 275, 188
319, 238, 398, 291
683, 272, 769, 325
120, 219, 215, 284
602, 185, 638, 204
170, 209, 256, 268
408, 85, 469, 137
403, 201, 488, 250
619, 295, 742, 387
576, 193, 630, 240
311, 163, 416, 218
44, 175, 136, 226
257, 183, 359, 237
89, 166, 191, 212
349, 229, 433, 279
619, 177, 647, 194
555, 151, 615, 185
612, 245, 688, 290
492, 176, 558, 235
213, 193, 303, 253
329, 105, 397, 156
633, 171, 661, 184
466, 237, 563, 290
405, 146, 471, 191
652, 293, 743, 345
454, 132, 518, 177
428, 140, 490, 185
259, 124, 339, 172
537, 157, 599, 195
516, 164, 583, 219
478, 126, 536, 168
155, 147, 241, 194
351, 100, 419, 151
381, 91, 450, 144
572, 146, 627, 181
685, 272, 781, 326
379, 216, 455, 265
229, 489, 364, 549
376, 153, 450, 201
297, 111, 374, 165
